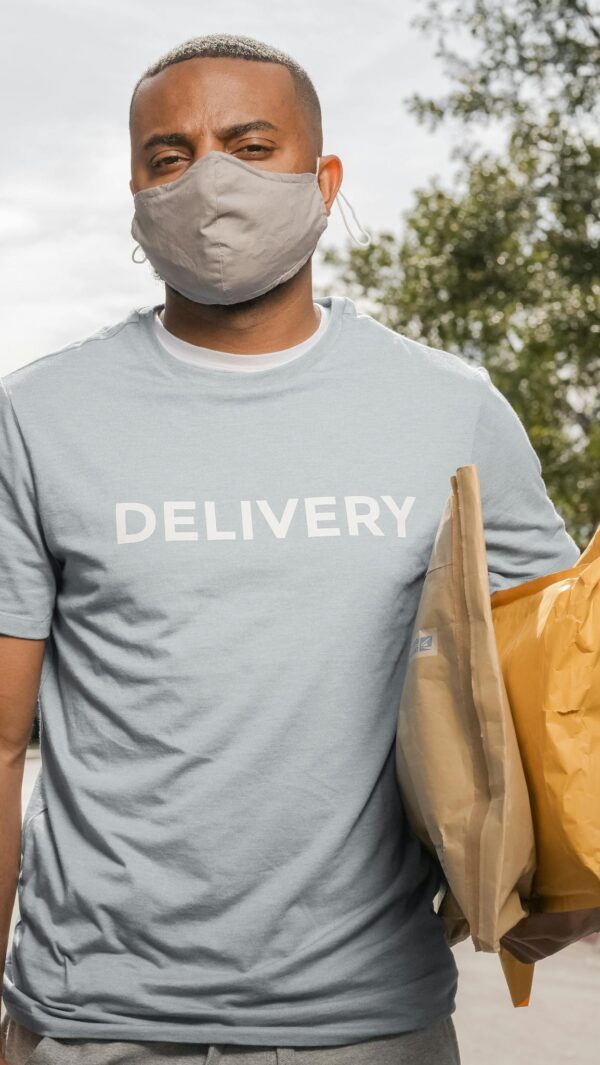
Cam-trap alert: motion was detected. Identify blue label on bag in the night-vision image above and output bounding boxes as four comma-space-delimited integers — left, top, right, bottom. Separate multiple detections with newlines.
409, 628, 438, 658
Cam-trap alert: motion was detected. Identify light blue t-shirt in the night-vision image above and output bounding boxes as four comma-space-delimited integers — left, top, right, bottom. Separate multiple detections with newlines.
0, 295, 580, 1044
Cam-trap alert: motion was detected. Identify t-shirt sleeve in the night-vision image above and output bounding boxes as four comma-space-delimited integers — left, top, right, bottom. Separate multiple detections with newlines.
0, 378, 58, 638
471, 366, 581, 595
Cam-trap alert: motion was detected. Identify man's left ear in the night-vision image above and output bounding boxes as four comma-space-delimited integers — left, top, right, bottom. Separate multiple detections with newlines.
317, 155, 343, 216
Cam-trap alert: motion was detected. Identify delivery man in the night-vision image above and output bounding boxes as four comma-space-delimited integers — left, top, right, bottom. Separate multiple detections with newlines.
0, 31, 596, 1065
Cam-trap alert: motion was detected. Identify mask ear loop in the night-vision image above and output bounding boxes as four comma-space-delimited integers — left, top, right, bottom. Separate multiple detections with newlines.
132, 243, 147, 264
335, 191, 371, 248
315, 158, 371, 248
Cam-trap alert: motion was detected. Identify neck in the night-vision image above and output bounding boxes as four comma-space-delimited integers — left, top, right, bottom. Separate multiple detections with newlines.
160, 262, 320, 356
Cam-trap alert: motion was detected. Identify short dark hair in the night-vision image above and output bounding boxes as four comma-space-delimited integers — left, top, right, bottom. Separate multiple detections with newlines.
129, 33, 323, 154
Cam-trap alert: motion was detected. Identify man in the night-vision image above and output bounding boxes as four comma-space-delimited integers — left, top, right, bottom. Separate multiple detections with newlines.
0, 32, 594, 1065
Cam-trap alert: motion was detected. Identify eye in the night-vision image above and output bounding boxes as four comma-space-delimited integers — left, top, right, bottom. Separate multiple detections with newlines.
153, 154, 185, 168
237, 144, 272, 155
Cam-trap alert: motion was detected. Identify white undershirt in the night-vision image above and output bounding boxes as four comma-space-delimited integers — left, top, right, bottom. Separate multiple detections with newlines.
152, 302, 330, 372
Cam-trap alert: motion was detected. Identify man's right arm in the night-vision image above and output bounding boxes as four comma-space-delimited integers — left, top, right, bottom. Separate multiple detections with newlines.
0, 633, 46, 1047
0, 376, 58, 1058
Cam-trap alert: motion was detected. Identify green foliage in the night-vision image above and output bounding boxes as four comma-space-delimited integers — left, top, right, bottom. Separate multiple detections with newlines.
323, 0, 599, 544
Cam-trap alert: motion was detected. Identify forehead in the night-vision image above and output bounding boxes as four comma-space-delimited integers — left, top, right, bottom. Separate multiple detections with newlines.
130, 57, 301, 136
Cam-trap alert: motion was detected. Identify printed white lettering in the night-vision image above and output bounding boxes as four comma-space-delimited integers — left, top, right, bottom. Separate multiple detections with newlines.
345, 496, 384, 537
240, 500, 254, 540
164, 501, 198, 542
205, 501, 236, 541
380, 495, 416, 537
115, 495, 416, 544
116, 503, 156, 544
305, 497, 340, 537
256, 498, 299, 539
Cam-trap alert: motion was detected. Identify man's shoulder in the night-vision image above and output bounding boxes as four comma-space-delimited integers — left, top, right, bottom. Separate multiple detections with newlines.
346, 299, 487, 388
2, 306, 148, 404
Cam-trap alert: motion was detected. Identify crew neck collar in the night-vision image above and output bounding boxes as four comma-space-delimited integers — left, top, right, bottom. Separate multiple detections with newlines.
152, 301, 329, 371
134, 295, 350, 393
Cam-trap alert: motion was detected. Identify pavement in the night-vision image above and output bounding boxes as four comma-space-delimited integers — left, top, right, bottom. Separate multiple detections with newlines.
9, 750, 600, 1064
452, 930, 600, 1063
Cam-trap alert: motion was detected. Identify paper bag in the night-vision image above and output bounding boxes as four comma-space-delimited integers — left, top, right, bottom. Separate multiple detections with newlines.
395, 464, 537, 1006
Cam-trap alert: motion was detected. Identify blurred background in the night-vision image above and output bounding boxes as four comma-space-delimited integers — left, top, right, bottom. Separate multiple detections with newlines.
2, 1, 599, 1061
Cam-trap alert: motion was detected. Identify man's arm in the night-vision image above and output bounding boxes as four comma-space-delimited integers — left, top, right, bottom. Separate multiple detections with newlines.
0, 378, 57, 1055
0, 634, 46, 1016
471, 366, 581, 592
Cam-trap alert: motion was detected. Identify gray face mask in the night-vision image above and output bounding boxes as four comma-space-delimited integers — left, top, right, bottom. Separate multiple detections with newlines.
131, 150, 371, 305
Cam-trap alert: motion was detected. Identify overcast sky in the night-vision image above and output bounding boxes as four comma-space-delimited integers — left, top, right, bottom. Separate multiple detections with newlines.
2, 0, 470, 374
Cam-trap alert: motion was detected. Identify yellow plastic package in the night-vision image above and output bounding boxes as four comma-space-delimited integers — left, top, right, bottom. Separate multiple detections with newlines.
490, 521, 600, 913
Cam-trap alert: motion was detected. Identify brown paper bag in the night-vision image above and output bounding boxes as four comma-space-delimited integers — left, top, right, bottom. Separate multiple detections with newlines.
395, 464, 537, 1007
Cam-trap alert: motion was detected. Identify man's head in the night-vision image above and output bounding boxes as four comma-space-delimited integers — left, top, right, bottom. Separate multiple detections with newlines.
129, 33, 335, 194
128, 33, 342, 309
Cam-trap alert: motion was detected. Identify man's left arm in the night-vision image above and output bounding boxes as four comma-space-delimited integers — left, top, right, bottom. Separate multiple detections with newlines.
470, 365, 581, 595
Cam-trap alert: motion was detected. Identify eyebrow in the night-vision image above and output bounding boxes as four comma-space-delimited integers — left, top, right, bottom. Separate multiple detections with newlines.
142, 120, 279, 153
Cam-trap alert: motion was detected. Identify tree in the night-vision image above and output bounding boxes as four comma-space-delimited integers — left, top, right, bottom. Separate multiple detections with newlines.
322, 0, 599, 544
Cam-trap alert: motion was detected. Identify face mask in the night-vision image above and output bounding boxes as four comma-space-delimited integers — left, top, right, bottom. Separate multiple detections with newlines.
131, 150, 371, 305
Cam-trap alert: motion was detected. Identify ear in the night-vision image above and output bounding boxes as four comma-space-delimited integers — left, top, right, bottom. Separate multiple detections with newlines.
317, 155, 343, 216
